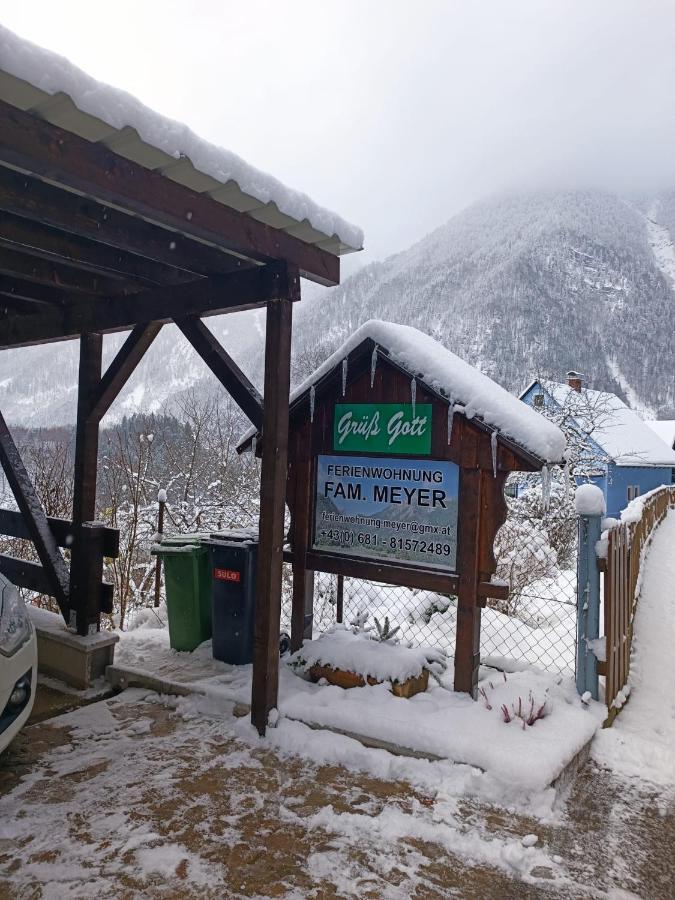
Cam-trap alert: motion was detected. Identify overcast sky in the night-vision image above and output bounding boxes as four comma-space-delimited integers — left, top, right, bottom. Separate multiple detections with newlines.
3, 1, 675, 274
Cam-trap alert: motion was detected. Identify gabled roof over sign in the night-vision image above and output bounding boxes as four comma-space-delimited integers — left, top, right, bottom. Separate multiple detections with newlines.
0, 24, 363, 257
240, 320, 566, 464
522, 381, 675, 468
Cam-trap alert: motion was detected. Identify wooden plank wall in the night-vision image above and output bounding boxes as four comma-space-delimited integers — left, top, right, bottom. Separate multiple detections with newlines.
603, 485, 675, 723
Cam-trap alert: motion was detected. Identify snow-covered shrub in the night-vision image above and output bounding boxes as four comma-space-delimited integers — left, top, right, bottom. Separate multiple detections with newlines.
493, 516, 558, 615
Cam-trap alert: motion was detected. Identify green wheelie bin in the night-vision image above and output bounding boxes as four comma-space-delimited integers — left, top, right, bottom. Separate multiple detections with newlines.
152, 536, 212, 651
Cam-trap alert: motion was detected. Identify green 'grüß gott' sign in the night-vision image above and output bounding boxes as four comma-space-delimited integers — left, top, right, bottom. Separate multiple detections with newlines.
333, 403, 432, 455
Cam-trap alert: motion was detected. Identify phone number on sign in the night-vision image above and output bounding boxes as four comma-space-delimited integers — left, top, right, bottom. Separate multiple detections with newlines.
319, 529, 452, 557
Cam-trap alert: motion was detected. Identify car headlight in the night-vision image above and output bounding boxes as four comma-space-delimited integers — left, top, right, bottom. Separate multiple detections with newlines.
0, 580, 32, 657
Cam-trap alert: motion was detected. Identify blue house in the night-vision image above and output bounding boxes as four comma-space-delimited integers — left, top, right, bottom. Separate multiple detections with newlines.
520, 373, 675, 518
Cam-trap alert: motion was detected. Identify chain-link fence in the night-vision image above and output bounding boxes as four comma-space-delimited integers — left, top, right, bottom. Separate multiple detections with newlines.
303, 503, 579, 678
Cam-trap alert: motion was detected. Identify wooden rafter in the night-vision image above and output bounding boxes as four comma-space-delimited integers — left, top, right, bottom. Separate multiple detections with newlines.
0, 411, 70, 616
175, 317, 263, 429
1, 260, 300, 348
0, 100, 340, 285
0, 245, 143, 297
0, 211, 195, 287
0, 274, 68, 306
0, 166, 245, 278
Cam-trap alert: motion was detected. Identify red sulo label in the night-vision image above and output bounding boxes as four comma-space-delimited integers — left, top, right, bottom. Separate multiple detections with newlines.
214, 567, 241, 583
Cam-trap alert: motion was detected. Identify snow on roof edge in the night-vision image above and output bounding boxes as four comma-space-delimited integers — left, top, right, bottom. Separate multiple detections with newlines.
529, 379, 675, 468
645, 420, 675, 450
0, 24, 363, 252
240, 320, 566, 463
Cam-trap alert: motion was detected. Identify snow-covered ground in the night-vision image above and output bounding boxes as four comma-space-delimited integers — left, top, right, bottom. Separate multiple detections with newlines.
116, 616, 602, 802
0, 687, 622, 898
592, 509, 675, 794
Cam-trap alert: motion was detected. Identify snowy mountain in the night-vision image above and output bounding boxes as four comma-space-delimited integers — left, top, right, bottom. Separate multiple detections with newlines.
2, 190, 674, 425
291, 191, 675, 419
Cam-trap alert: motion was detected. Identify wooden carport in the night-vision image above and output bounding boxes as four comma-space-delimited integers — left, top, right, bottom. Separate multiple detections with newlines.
0, 37, 361, 733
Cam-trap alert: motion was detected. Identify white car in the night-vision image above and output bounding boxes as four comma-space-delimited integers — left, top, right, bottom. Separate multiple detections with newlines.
0, 574, 37, 754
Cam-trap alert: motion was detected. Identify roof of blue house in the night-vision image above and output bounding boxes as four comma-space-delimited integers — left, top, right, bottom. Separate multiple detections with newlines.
520, 380, 675, 469
645, 420, 675, 451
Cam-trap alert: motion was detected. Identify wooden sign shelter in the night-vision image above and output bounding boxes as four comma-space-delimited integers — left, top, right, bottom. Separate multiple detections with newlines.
0, 35, 361, 732
241, 325, 564, 705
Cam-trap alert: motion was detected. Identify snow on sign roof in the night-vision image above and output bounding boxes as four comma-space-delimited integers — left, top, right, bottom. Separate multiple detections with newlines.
241, 321, 567, 463
644, 420, 675, 451
0, 25, 363, 255
540, 383, 675, 468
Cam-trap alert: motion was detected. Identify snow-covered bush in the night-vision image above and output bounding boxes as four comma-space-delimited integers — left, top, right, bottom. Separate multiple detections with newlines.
493, 516, 558, 615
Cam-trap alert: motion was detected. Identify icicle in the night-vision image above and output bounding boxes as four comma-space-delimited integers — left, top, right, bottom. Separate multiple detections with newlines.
251, 434, 257, 456
563, 462, 571, 498
370, 345, 378, 388
410, 377, 417, 416
542, 465, 550, 511
309, 384, 316, 423
491, 430, 498, 478
447, 404, 455, 445
342, 358, 348, 396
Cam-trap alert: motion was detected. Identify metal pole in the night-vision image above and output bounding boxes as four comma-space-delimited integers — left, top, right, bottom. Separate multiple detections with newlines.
154, 497, 165, 608
336, 574, 344, 624
576, 512, 602, 699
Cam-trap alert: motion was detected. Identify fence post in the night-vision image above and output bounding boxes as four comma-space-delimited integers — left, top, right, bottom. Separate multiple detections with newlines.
576, 511, 602, 699
336, 574, 344, 624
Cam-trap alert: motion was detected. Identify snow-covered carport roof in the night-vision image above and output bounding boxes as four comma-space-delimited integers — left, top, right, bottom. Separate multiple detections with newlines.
0, 24, 363, 350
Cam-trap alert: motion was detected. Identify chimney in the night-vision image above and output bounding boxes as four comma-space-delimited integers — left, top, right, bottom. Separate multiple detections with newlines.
566, 370, 584, 393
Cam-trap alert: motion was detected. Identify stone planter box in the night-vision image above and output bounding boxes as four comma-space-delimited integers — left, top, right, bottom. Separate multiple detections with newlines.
309, 664, 429, 698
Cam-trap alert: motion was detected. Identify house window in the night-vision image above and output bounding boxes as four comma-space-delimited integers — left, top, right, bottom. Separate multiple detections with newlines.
533, 393, 544, 408
627, 485, 640, 502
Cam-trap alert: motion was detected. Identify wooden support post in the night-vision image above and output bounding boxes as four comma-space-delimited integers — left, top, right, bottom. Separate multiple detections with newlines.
251, 295, 293, 735
70, 333, 102, 635
454, 468, 482, 697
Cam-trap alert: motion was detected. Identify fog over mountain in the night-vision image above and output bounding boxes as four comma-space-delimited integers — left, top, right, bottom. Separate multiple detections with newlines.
2, 189, 674, 426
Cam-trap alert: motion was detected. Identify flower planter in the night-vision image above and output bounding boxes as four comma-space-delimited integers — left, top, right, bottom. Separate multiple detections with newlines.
309, 664, 429, 698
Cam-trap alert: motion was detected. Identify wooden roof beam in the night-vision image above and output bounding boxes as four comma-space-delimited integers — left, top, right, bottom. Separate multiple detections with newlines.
1, 260, 300, 349
0, 245, 143, 296
0, 274, 69, 305
0, 211, 197, 287
0, 100, 340, 286
0, 165, 247, 278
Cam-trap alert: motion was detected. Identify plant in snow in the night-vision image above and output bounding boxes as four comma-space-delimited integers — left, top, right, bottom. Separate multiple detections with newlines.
349, 609, 371, 634
373, 616, 401, 643
501, 690, 550, 728
478, 686, 493, 710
